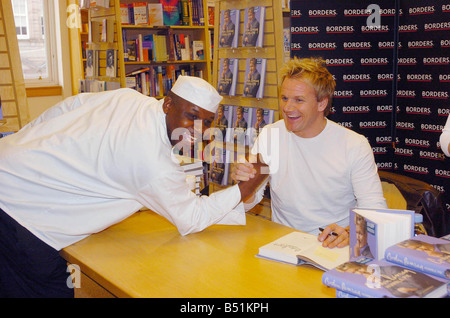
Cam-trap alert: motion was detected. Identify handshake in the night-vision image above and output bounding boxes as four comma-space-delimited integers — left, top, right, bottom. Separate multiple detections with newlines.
230, 153, 269, 202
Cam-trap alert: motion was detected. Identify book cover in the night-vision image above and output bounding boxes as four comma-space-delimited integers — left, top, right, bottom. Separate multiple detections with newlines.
120, 3, 130, 25
85, 49, 94, 77
322, 257, 448, 298
385, 235, 450, 280
148, 3, 164, 26
105, 49, 117, 78
127, 40, 137, 62
258, 231, 349, 271
349, 208, 415, 260
213, 104, 233, 143
231, 105, 253, 146
209, 146, 230, 186
192, 41, 204, 60
133, 2, 148, 25
217, 58, 238, 96
242, 6, 265, 47
243, 58, 266, 99
249, 107, 274, 147
207, 1, 215, 26
160, 0, 180, 26
218, 9, 239, 48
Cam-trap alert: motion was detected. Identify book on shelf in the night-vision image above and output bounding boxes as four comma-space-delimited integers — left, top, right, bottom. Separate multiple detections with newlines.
231, 105, 253, 146
148, 3, 164, 26
120, 3, 130, 25
242, 6, 265, 47
207, 1, 215, 26
257, 231, 349, 271
249, 107, 274, 147
243, 58, 266, 99
126, 40, 137, 62
190, 0, 205, 26
105, 49, 117, 78
209, 146, 230, 186
219, 9, 239, 48
217, 58, 238, 96
132, 2, 149, 26
384, 234, 450, 280
85, 49, 98, 77
192, 41, 204, 60
349, 208, 415, 261
213, 104, 233, 143
322, 256, 449, 298
79, 79, 120, 93
179, 0, 190, 26
160, 0, 181, 26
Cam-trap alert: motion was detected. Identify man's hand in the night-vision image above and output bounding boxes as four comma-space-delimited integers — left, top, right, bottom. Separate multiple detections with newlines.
233, 154, 268, 203
318, 224, 349, 248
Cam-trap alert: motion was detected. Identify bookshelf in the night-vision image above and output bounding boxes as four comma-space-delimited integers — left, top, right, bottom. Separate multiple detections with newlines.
68, 0, 215, 96
0, 0, 30, 133
208, 0, 285, 198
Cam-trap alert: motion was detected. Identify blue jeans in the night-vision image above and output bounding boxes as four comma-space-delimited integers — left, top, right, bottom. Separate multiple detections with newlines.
0, 208, 74, 298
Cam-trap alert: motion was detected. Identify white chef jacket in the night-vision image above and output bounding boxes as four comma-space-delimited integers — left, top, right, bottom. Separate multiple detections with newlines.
246, 118, 387, 234
0, 88, 245, 250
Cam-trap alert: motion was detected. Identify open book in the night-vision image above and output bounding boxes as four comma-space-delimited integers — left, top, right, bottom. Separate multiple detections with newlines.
349, 208, 415, 260
257, 231, 349, 271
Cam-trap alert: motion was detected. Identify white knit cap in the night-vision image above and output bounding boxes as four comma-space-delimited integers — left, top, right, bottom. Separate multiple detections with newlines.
171, 75, 223, 113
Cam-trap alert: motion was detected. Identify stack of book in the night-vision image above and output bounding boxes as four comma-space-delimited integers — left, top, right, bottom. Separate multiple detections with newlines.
322, 208, 449, 298
175, 155, 205, 196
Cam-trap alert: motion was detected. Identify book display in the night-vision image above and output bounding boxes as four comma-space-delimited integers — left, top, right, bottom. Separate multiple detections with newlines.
69, 0, 215, 96
209, 0, 285, 194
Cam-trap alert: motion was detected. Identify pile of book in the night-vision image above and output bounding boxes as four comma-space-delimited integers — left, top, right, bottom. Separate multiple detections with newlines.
322, 208, 450, 298
175, 155, 205, 196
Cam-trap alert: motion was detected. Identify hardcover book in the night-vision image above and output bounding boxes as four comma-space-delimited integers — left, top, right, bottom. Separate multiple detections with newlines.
192, 41, 204, 60
160, 0, 180, 26
349, 208, 415, 260
148, 3, 164, 26
217, 58, 238, 96
257, 231, 349, 271
133, 2, 148, 25
231, 105, 253, 147
209, 146, 230, 186
385, 234, 450, 280
242, 6, 265, 47
213, 104, 233, 143
249, 108, 274, 147
243, 58, 266, 99
218, 9, 239, 48
105, 49, 117, 78
322, 257, 449, 298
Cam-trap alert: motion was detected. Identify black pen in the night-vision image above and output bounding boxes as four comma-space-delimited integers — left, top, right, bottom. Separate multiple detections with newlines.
319, 227, 339, 237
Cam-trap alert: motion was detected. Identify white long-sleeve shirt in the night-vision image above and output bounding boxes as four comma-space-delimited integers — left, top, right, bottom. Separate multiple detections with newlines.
246, 119, 387, 234
0, 88, 245, 250
440, 116, 450, 157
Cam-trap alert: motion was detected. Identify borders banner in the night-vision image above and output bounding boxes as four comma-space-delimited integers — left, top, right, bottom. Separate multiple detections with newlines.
290, 0, 450, 217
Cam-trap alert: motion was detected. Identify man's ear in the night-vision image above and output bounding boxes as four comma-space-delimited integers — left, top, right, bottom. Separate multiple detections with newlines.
318, 97, 328, 112
162, 96, 173, 114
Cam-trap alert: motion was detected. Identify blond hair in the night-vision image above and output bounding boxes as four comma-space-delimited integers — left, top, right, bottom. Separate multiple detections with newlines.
280, 57, 336, 116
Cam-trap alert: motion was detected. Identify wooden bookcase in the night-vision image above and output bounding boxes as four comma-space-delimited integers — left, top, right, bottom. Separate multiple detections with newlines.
68, 0, 215, 95
0, 0, 30, 133
209, 0, 285, 196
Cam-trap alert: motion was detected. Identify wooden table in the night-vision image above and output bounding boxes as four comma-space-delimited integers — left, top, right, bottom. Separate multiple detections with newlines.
60, 210, 335, 298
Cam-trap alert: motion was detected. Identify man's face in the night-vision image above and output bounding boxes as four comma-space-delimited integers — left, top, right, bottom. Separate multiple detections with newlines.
280, 77, 328, 138
164, 94, 215, 150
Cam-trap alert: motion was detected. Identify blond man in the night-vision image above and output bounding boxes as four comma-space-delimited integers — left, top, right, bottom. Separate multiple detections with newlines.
231, 57, 387, 248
